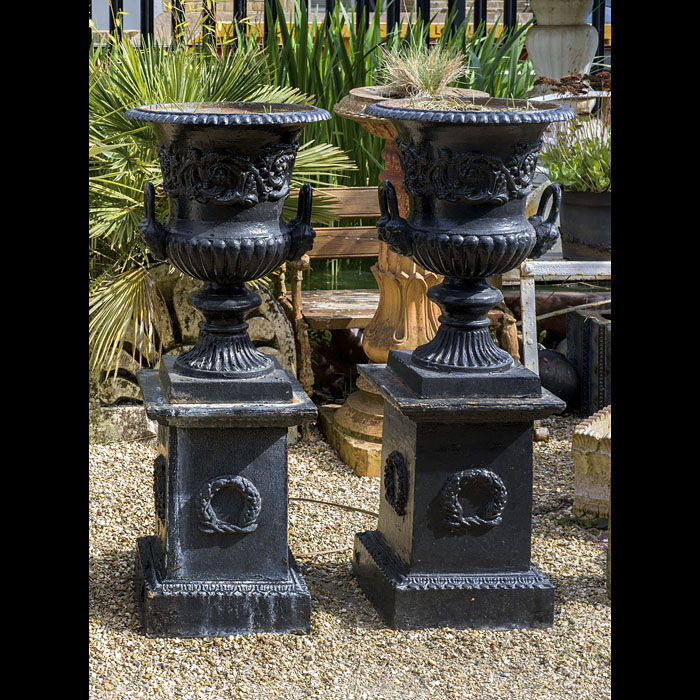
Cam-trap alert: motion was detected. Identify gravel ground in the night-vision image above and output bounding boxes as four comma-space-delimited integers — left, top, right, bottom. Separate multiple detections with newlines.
89, 413, 610, 700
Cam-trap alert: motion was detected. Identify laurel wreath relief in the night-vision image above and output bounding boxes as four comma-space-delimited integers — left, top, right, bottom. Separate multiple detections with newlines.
384, 451, 409, 517
196, 475, 262, 535
439, 468, 508, 530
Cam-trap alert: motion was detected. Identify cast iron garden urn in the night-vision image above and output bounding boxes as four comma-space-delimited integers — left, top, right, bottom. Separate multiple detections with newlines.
352, 96, 576, 629
124, 102, 330, 637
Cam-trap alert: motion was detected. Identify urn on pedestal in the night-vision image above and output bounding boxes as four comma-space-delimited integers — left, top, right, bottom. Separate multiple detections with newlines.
124, 102, 330, 637
352, 96, 575, 629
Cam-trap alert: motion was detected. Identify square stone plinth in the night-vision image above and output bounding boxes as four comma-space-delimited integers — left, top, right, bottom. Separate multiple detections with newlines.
352, 359, 565, 630
135, 365, 317, 636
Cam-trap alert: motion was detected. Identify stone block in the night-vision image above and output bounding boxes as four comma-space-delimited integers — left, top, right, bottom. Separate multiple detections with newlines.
572, 406, 611, 518
566, 309, 611, 416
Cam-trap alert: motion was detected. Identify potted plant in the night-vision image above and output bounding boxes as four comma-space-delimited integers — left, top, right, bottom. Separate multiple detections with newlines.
365, 95, 574, 373
538, 83, 611, 261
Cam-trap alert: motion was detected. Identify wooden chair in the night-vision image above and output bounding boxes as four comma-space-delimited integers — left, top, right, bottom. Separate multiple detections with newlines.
275, 186, 383, 397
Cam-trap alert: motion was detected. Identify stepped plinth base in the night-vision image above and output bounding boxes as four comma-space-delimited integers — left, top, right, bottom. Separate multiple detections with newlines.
353, 531, 554, 630
318, 375, 384, 477
135, 537, 311, 637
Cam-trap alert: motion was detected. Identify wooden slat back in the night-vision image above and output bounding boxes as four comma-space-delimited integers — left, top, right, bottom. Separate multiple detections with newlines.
307, 186, 381, 259
310, 226, 380, 259
317, 186, 381, 219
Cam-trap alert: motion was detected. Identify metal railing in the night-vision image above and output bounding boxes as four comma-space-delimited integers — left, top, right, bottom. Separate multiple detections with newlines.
90, 1, 609, 67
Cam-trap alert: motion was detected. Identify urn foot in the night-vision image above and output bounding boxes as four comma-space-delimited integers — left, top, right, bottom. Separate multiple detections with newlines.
174, 283, 275, 380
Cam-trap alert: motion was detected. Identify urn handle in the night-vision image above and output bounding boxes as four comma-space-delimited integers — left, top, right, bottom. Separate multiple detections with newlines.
139, 182, 169, 261
377, 180, 413, 258
528, 183, 562, 259
286, 183, 316, 262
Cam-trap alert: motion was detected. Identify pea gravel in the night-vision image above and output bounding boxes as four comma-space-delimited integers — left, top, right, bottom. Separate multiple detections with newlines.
89, 413, 610, 700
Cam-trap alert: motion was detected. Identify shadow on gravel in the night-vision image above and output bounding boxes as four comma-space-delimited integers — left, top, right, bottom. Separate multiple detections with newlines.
297, 559, 387, 632
549, 573, 610, 608
89, 550, 141, 633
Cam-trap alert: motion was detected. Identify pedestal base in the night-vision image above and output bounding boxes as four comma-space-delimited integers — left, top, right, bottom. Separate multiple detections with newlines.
353, 531, 554, 630
318, 375, 385, 477
135, 537, 311, 637
135, 361, 317, 637
351, 361, 564, 631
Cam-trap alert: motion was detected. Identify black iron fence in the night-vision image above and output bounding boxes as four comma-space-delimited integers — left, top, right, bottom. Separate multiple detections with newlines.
89, 1, 609, 65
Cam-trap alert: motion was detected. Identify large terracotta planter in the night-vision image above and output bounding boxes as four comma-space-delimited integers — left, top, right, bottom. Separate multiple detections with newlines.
334, 85, 490, 363
327, 85, 489, 477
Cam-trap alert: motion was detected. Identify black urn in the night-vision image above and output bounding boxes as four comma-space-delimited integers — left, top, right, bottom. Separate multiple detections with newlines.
365, 97, 574, 378
125, 102, 330, 380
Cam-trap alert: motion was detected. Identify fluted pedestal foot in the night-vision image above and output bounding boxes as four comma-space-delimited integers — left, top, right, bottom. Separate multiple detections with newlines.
319, 375, 384, 477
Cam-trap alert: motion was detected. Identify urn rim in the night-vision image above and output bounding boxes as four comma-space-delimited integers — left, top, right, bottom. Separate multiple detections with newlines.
365, 96, 575, 125
125, 101, 331, 127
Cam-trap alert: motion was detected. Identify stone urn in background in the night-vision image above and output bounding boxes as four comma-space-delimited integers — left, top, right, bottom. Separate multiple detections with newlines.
352, 96, 576, 630
526, 0, 599, 102
328, 85, 498, 477
124, 102, 329, 637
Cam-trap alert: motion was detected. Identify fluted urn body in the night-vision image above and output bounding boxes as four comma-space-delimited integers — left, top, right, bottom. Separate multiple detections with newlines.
365, 97, 574, 377
125, 102, 330, 380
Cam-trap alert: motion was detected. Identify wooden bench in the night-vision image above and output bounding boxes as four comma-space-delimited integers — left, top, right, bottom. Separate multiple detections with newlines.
295, 186, 382, 331
275, 186, 382, 396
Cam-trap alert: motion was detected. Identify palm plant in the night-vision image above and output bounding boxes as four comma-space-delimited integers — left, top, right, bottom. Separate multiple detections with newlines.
89, 30, 355, 380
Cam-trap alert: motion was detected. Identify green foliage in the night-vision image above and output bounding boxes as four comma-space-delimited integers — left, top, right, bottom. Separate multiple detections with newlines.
539, 105, 611, 193
89, 31, 353, 378
308, 329, 332, 351
456, 19, 536, 98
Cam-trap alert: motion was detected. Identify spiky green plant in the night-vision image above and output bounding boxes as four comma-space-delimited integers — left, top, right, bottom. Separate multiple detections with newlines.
89, 30, 354, 379
262, 1, 535, 189
379, 42, 467, 98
